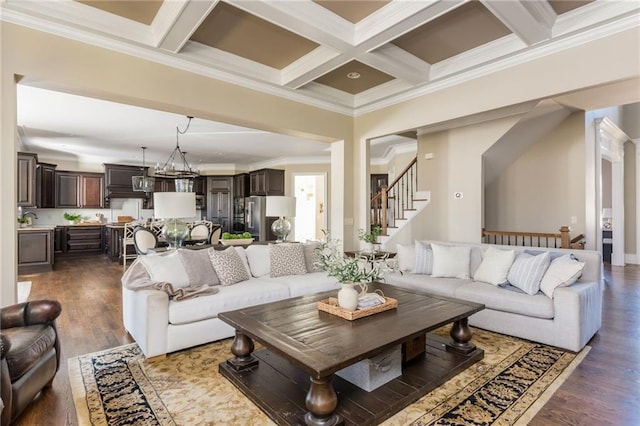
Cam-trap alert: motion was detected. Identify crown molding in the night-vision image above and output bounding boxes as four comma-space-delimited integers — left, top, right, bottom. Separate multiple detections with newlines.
249, 156, 331, 171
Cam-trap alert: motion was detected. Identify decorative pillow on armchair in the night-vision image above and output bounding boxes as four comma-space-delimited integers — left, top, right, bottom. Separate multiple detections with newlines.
208, 247, 250, 286
507, 252, 551, 295
270, 243, 307, 278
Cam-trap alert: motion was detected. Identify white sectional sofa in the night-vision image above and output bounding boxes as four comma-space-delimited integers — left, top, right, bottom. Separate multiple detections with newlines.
122, 243, 339, 357
384, 240, 603, 352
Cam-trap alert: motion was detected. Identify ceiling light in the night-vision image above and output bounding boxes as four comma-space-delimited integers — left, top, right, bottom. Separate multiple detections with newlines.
132, 146, 155, 193
347, 72, 361, 79
154, 116, 199, 188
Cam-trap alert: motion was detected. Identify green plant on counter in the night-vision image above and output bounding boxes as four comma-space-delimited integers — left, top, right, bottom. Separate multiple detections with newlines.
64, 212, 82, 223
17, 216, 30, 224
221, 232, 252, 240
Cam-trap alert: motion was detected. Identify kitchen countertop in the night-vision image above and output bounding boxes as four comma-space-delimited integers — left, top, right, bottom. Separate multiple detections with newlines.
17, 226, 56, 231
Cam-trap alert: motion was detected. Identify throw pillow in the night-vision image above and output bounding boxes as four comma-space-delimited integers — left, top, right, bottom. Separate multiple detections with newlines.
431, 244, 471, 279
412, 241, 433, 275
539, 254, 585, 298
507, 252, 551, 295
208, 247, 250, 286
270, 243, 307, 278
244, 245, 271, 277
234, 246, 252, 277
139, 251, 190, 288
473, 246, 515, 286
302, 241, 322, 273
396, 243, 415, 272
178, 248, 220, 286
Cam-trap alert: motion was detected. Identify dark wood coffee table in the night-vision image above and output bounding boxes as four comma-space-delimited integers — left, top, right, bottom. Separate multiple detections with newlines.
218, 282, 484, 426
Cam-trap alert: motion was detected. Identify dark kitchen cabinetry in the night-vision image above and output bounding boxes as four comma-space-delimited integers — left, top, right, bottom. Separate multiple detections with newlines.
17, 152, 38, 207
194, 177, 207, 195
17, 229, 54, 274
249, 168, 284, 196
153, 178, 175, 193
36, 162, 57, 208
104, 163, 148, 207
104, 225, 129, 263
55, 172, 104, 208
234, 173, 249, 198
207, 176, 233, 233
56, 225, 104, 255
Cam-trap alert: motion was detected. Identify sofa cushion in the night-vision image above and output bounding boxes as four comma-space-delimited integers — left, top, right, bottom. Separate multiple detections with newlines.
396, 243, 415, 272
139, 250, 190, 288
431, 244, 471, 279
507, 252, 551, 295
270, 243, 307, 278
473, 246, 515, 286
261, 272, 340, 298
168, 279, 290, 325
303, 241, 322, 273
384, 272, 470, 298
412, 241, 433, 275
539, 254, 585, 298
245, 245, 270, 277
209, 247, 251, 286
455, 281, 554, 319
178, 248, 219, 286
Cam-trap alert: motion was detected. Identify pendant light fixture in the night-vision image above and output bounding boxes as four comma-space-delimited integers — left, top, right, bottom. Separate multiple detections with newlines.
132, 146, 155, 192
154, 115, 199, 191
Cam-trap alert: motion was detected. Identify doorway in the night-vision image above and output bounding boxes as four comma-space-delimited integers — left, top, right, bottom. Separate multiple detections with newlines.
293, 174, 327, 241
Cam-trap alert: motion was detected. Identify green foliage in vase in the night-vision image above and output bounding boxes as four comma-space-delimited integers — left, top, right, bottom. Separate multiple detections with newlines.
358, 226, 382, 244
63, 212, 82, 222
221, 232, 252, 240
315, 230, 395, 284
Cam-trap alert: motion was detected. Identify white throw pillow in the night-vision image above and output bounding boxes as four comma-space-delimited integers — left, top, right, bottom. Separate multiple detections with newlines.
234, 246, 252, 277
412, 241, 433, 275
245, 245, 271, 277
507, 252, 551, 295
431, 244, 471, 279
139, 250, 190, 288
270, 243, 307, 278
209, 247, 250, 286
539, 254, 585, 298
473, 247, 515, 286
395, 243, 415, 272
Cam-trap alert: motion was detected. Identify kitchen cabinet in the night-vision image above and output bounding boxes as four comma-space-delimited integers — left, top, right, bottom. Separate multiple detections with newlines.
249, 168, 284, 196
104, 225, 130, 263
194, 177, 207, 195
54, 227, 65, 254
234, 173, 249, 198
64, 225, 104, 254
18, 228, 54, 274
153, 178, 175, 193
36, 162, 57, 208
208, 176, 232, 191
17, 152, 38, 207
55, 172, 104, 208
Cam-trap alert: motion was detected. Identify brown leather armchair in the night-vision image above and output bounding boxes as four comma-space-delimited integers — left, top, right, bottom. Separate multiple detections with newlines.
0, 300, 62, 425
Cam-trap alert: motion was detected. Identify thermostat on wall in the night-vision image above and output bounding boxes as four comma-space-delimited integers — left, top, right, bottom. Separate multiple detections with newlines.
454, 192, 463, 199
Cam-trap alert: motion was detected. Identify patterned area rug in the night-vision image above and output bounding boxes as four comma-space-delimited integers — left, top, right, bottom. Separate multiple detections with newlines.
69, 328, 589, 425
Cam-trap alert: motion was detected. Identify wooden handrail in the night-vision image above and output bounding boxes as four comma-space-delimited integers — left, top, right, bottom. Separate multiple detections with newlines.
482, 225, 582, 249
387, 156, 417, 191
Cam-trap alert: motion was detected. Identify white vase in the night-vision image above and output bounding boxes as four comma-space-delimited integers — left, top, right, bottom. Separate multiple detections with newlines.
337, 283, 359, 311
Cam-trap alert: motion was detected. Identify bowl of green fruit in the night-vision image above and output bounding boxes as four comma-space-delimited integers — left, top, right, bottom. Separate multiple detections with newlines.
220, 232, 254, 246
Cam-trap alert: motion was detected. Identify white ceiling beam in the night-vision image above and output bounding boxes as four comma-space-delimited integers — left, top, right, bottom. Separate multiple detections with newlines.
481, 0, 556, 46
229, 0, 353, 50
281, 46, 348, 89
356, 45, 430, 85
154, 0, 219, 52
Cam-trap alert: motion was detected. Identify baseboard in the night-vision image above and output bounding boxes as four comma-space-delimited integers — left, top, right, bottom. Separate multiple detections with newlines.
624, 253, 638, 265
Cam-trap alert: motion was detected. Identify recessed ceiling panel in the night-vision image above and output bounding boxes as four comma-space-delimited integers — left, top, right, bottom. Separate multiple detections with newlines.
391, 1, 511, 64
76, 1, 162, 25
313, 0, 390, 23
548, 0, 596, 15
314, 61, 394, 94
190, 3, 319, 70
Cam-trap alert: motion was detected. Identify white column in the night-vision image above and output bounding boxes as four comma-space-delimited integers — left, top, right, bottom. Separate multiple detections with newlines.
635, 139, 640, 264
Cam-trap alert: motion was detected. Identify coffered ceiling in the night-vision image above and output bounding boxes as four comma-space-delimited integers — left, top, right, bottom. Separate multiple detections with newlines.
3, 0, 635, 116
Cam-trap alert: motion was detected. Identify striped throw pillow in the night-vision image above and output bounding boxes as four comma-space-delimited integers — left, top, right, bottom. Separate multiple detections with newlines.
507, 252, 551, 295
412, 241, 433, 275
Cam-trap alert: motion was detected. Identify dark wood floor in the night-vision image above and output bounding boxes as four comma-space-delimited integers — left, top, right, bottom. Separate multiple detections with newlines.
13, 255, 640, 425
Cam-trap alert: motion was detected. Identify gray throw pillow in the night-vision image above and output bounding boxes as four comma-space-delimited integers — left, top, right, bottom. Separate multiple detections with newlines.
270, 243, 307, 278
178, 248, 220, 287
302, 241, 322, 273
208, 247, 250, 286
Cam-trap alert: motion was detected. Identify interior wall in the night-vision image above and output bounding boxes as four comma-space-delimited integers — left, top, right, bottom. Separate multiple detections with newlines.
624, 141, 636, 255
602, 159, 612, 209
485, 112, 586, 235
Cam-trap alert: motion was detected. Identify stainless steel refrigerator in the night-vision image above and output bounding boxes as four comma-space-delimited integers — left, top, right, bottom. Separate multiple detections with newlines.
245, 196, 277, 241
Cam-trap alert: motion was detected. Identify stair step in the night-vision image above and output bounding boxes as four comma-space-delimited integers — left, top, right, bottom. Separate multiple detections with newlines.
413, 199, 428, 202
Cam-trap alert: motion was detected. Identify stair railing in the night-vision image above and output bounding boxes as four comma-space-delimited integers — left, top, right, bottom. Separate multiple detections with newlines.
482, 226, 584, 249
371, 155, 418, 236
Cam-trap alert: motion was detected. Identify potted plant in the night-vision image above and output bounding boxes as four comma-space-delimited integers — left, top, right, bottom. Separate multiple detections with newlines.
64, 212, 82, 225
315, 231, 395, 311
358, 226, 382, 253
17, 216, 30, 227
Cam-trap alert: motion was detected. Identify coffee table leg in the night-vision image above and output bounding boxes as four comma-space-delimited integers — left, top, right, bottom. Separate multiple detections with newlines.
226, 331, 259, 371
304, 376, 342, 426
448, 318, 476, 354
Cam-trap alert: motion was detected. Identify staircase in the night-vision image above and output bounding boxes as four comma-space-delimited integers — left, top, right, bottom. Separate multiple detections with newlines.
371, 155, 431, 248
